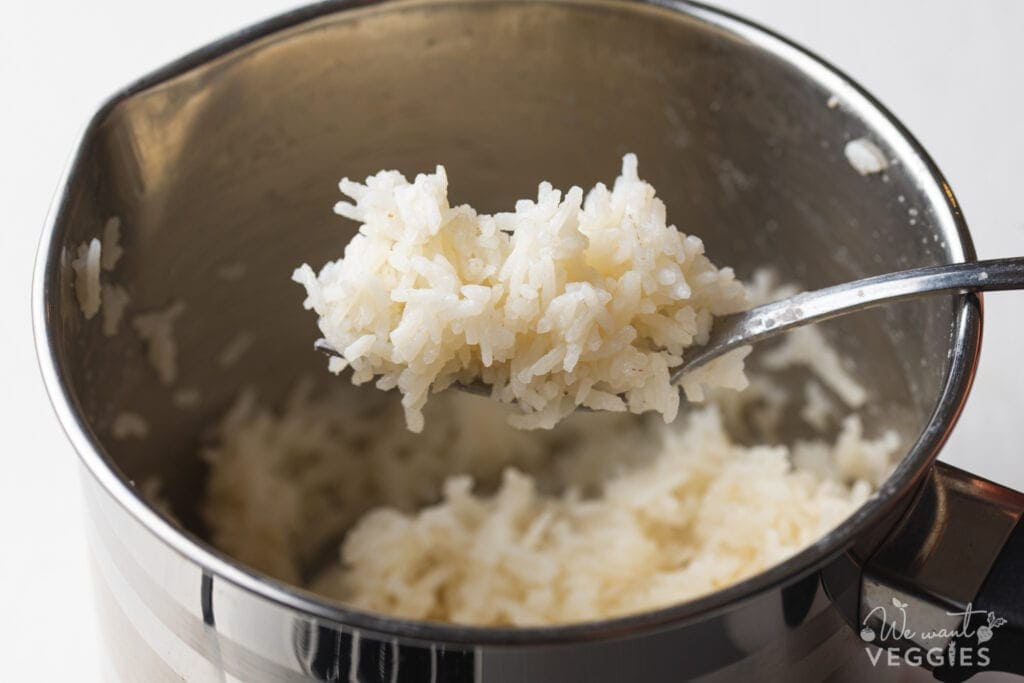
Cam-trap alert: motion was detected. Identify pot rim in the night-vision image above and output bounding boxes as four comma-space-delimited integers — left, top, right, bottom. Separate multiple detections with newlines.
32, 0, 982, 646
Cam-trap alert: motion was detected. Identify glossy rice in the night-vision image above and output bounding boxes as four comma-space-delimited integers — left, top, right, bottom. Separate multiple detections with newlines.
294, 155, 749, 432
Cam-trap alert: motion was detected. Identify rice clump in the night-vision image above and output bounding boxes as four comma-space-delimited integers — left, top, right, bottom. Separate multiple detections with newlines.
294, 155, 749, 432
71, 238, 102, 319
844, 138, 888, 176
132, 300, 186, 386
72, 216, 130, 328
201, 375, 898, 625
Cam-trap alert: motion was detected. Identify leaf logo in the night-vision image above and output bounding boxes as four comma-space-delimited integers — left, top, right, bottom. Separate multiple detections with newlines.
979, 611, 1007, 642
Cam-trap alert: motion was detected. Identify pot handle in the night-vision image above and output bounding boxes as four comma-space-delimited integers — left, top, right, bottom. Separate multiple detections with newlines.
953, 517, 1024, 678
860, 460, 1024, 680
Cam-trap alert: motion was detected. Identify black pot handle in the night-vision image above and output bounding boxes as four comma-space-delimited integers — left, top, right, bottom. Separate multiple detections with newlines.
860, 461, 1024, 680
934, 515, 1024, 680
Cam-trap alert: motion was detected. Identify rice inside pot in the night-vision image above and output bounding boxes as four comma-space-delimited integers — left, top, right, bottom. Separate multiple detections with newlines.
201, 364, 897, 626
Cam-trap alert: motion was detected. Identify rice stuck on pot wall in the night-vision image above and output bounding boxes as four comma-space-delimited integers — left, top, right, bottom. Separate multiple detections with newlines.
294, 155, 750, 432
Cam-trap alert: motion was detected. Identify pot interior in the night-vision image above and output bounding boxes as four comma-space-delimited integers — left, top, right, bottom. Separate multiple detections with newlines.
44, 0, 971, 599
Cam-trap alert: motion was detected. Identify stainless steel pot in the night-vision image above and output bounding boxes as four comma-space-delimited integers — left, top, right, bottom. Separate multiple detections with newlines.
32, 1, 1024, 680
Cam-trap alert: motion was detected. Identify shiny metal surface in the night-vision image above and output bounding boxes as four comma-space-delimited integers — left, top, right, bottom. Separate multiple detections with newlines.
33, 0, 982, 680
679, 257, 1024, 377
862, 462, 1024, 650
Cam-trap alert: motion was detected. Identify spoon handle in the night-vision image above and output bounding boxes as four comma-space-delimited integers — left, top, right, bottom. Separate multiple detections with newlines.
675, 257, 1024, 380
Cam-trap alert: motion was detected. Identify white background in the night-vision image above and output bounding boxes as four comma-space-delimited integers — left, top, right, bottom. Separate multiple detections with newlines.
1, 1, 1022, 680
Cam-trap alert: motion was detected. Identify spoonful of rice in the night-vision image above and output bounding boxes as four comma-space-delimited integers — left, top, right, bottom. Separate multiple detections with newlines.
294, 154, 1024, 432
669, 256, 1023, 375
314, 258, 1024, 400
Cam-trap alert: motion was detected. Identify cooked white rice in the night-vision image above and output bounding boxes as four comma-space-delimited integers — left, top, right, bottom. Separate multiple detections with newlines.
202, 373, 897, 625
294, 155, 748, 432
74, 217, 126, 325
746, 268, 799, 306
112, 411, 149, 439
100, 283, 130, 337
132, 300, 186, 386
327, 410, 894, 625
202, 382, 579, 584
205, 160, 897, 626
71, 238, 102, 319
761, 326, 867, 408
801, 380, 835, 432
844, 138, 888, 176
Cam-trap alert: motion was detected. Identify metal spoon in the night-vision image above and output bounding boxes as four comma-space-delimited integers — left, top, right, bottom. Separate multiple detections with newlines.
315, 257, 1024, 400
